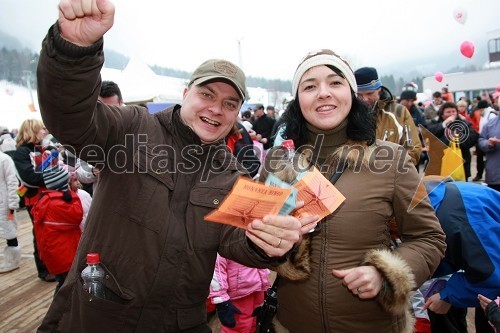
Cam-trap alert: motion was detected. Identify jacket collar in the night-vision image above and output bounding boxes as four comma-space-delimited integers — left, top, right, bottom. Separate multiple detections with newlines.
376, 86, 395, 112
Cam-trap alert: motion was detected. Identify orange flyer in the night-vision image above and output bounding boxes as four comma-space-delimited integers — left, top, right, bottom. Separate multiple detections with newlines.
293, 167, 345, 221
204, 177, 292, 229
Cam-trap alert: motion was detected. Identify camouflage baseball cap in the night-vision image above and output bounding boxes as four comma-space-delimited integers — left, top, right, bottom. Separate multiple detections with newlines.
189, 59, 246, 100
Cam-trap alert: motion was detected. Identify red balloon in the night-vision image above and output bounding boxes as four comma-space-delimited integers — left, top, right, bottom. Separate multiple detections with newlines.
460, 41, 475, 58
434, 71, 444, 83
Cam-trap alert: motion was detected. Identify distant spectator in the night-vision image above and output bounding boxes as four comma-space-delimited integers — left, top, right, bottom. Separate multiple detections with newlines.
241, 110, 252, 122
424, 91, 443, 123
456, 100, 472, 123
400, 90, 426, 128
441, 86, 454, 103
0, 131, 17, 154
251, 103, 275, 150
471, 100, 496, 181
427, 102, 478, 180
0, 150, 21, 273
98, 80, 124, 106
479, 115, 500, 191
12, 119, 55, 282
266, 105, 276, 120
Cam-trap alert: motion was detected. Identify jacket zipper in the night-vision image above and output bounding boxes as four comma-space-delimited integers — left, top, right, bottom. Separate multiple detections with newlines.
319, 217, 329, 333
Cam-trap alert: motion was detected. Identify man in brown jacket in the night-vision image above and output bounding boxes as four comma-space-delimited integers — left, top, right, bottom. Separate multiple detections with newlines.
36, 1, 317, 332
355, 67, 422, 166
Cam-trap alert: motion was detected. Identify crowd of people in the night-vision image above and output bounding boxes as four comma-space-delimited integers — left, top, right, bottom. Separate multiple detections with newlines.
0, 1, 499, 332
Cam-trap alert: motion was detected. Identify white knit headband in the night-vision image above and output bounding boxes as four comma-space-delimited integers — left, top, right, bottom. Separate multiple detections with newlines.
292, 53, 357, 97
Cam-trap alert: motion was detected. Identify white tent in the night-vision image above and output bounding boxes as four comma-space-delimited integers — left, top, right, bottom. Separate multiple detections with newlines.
101, 58, 186, 104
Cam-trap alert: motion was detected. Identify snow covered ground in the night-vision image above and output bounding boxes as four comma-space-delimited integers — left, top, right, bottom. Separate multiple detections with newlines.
0, 80, 42, 131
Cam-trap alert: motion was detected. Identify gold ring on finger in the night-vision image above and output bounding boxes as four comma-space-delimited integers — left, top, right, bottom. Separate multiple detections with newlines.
275, 237, 282, 248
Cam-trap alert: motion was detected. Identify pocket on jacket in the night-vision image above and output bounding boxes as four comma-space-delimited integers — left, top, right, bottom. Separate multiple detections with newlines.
176, 301, 207, 330
58, 269, 135, 332
188, 186, 228, 250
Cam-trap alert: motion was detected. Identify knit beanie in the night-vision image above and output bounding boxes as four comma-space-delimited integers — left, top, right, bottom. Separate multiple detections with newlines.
292, 49, 357, 97
42, 150, 69, 191
354, 67, 382, 91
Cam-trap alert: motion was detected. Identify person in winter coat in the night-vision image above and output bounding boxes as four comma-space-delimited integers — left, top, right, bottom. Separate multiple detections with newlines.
32, 152, 84, 294
354, 66, 422, 166
268, 49, 446, 333
427, 102, 478, 181
35, 1, 315, 331
416, 178, 500, 333
225, 122, 261, 178
0, 151, 21, 272
11, 119, 55, 282
479, 116, 500, 191
209, 254, 270, 332
68, 172, 92, 231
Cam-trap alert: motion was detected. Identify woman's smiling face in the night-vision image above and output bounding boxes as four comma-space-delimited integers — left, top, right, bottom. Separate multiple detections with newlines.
298, 65, 352, 130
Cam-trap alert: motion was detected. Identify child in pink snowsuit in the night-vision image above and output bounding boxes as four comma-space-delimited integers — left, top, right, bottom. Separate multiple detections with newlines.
209, 254, 270, 333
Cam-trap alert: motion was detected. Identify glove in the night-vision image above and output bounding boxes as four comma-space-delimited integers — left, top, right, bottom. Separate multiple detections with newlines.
216, 300, 242, 328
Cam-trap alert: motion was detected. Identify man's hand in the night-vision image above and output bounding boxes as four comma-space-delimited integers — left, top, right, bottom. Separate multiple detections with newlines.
422, 293, 452, 314
246, 214, 318, 257
58, 0, 115, 47
332, 266, 384, 299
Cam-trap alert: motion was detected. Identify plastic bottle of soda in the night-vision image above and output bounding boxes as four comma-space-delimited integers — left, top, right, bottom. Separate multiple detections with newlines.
276, 139, 299, 184
81, 253, 106, 299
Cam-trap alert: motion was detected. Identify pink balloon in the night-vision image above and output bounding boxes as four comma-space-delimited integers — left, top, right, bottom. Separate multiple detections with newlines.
460, 41, 475, 58
434, 71, 444, 83
453, 7, 467, 24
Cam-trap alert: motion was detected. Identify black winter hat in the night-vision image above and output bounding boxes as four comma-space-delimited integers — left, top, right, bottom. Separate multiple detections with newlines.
477, 100, 489, 109
400, 90, 417, 100
354, 67, 382, 91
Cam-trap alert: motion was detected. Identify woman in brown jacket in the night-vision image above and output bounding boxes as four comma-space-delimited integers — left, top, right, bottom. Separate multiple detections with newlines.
269, 50, 447, 333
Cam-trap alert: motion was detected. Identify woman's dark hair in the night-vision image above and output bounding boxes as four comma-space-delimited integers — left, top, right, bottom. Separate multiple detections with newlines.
280, 65, 375, 148
437, 102, 457, 119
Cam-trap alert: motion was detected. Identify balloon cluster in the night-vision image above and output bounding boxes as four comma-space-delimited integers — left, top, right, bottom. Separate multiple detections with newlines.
435, 7, 475, 83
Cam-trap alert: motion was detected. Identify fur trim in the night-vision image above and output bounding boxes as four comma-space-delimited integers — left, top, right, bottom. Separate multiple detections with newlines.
402, 310, 416, 333
275, 235, 311, 281
363, 249, 416, 316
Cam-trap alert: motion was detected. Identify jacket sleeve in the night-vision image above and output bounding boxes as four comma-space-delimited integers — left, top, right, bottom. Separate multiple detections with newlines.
392, 151, 447, 286
218, 224, 288, 270
478, 122, 495, 153
441, 270, 500, 308
37, 23, 142, 162
426, 121, 445, 139
401, 107, 422, 165
2, 154, 19, 210
12, 146, 45, 187
209, 254, 230, 304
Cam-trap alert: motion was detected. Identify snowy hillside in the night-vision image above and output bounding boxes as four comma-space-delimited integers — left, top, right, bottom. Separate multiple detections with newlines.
0, 80, 41, 131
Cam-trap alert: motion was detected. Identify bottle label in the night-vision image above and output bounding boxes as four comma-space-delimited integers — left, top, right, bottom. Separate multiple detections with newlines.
265, 174, 298, 215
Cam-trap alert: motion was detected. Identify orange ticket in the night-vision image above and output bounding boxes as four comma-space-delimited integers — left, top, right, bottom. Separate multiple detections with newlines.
205, 177, 292, 229
293, 167, 345, 221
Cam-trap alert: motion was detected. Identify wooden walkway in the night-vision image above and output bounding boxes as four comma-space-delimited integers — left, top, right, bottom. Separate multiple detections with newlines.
0, 209, 478, 333
0, 208, 56, 333
0, 208, 222, 333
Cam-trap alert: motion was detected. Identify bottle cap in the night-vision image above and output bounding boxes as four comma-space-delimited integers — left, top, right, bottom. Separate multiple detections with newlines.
281, 139, 295, 150
87, 253, 100, 264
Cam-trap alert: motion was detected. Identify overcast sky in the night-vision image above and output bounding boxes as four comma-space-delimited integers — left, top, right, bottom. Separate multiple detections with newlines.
1, 0, 499, 80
